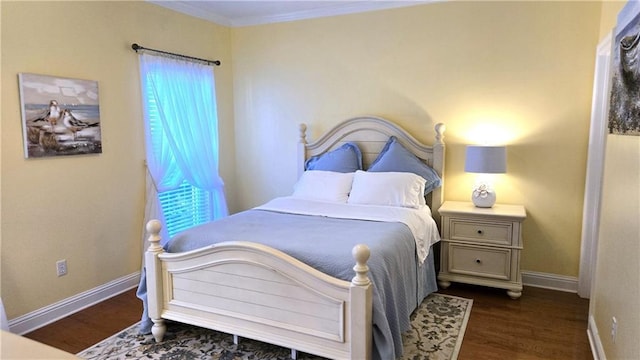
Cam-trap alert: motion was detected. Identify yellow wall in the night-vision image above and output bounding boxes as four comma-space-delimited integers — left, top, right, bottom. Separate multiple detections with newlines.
0, 1, 235, 319
594, 137, 640, 358
1, 0, 624, 334
591, 1, 640, 358
231, 1, 602, 277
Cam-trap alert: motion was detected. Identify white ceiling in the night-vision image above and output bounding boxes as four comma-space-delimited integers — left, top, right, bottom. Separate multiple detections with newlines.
149, 1, 432, 27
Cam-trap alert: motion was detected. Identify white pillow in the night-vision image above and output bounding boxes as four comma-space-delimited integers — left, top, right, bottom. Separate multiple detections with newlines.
292, 170, 355, 203
347, 170, 426, 208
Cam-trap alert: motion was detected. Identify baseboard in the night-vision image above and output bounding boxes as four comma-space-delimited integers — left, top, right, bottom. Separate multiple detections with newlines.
588, 315, 607, 360
4, 270, 578, 335
521, 270, 578, 293
8, 272, 140, 335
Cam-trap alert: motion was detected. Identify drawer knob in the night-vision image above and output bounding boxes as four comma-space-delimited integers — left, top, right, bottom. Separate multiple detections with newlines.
475, 259, 482, 264
477, 230, 484, 235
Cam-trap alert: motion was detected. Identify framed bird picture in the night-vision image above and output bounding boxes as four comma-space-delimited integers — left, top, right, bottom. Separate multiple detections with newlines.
18, 73, 102, 158
607, 1, 640, 136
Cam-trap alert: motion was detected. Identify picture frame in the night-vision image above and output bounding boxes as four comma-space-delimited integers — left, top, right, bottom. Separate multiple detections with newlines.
18, 73, 102, 158
607, 1, 640, 136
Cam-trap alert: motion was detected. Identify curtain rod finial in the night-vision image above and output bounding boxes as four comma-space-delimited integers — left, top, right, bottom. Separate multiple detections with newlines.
132, 43, 141, 51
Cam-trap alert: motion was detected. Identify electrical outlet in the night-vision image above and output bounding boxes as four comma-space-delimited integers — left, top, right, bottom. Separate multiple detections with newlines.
611, 316, 618, 343
56, 259, 67, 277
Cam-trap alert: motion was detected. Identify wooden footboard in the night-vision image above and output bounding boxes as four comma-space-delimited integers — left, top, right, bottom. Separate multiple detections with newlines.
145, 220, 373, 360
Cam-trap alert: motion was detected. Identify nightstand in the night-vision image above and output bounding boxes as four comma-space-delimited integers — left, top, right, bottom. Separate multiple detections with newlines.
437, 201, 527, 299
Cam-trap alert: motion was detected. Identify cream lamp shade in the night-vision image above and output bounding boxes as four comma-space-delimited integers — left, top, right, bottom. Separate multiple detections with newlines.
465, 145, 506, 207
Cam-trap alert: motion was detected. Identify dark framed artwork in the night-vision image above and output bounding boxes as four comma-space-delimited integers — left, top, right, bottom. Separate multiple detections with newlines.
608, 1, 640, 136
18, 73, 102, 158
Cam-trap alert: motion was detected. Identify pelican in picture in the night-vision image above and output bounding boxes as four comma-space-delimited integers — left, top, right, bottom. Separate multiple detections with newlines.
47, 100, 61, 127
61, 109, 98, 140
32, 100, 62, 131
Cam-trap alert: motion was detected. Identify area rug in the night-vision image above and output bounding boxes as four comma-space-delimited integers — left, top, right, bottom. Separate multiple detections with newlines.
78, 293, 472, 360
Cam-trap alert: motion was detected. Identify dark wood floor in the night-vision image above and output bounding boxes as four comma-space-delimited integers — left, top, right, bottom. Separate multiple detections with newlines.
24, 289, 142, 355
439, 284, 592, 360
24, 284, 591, 359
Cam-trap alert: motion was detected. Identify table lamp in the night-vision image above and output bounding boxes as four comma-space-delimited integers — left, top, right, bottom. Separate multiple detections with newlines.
464, 145, 506, 208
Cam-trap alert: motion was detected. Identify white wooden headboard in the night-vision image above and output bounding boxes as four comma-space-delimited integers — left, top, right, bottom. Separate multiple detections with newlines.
297, 116, 446, 220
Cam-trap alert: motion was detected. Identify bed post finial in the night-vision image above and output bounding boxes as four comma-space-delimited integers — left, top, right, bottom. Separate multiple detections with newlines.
146, 219, 163, 252
299, 123, 308, 144
435, 123, 446, 145
351, 244, 371, 286
145, 219, 167, 343
298, 124, 308, 178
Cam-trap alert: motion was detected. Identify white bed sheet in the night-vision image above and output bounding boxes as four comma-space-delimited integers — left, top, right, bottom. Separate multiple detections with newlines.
256, 196, 441, 264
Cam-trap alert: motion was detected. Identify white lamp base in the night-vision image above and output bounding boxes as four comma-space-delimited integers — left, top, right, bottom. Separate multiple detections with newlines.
471, 184, 496, 208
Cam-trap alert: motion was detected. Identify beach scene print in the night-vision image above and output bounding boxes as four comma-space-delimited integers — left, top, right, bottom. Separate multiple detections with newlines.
19, 73, 102, 158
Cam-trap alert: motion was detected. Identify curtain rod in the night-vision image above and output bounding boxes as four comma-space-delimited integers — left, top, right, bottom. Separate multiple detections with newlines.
131, 43, 221, 66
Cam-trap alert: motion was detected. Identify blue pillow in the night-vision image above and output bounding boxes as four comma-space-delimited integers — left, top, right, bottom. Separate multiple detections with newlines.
368, 136, 442, 194
305, 142, 363, 173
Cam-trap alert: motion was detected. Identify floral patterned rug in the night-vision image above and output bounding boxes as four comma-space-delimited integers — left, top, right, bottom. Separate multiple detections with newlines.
78, 293, 472, 360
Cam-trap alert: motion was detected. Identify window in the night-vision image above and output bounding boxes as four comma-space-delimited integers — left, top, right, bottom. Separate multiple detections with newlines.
140, 53, 227, 239
145, 85, 216, 237
157, 181, 214, 237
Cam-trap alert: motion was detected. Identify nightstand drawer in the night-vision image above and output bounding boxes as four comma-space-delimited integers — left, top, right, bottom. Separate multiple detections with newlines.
449, 219, 512, 245
448, 244, 511, 280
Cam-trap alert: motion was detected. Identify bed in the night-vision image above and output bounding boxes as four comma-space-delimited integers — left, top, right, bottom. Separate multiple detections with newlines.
140, 116, 446, 360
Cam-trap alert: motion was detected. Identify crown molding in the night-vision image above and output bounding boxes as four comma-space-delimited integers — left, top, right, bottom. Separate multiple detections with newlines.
149, 1, 436, 28
149, 1, 234, 27
230, 1, 433, 27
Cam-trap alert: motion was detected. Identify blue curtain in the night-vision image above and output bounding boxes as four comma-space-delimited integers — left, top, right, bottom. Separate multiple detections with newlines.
140, 53, 228, 236
136, 53, 228, 333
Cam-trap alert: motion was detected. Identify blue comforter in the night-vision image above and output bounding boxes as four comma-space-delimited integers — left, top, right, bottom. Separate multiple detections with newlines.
137, 207, 438, 360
